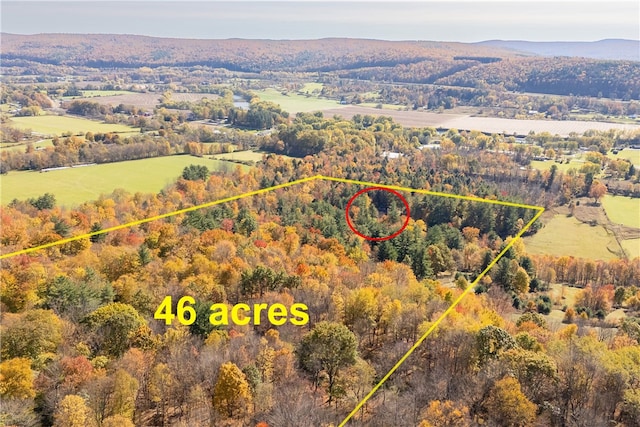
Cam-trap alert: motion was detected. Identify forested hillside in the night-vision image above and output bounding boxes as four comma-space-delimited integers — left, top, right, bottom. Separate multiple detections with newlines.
2, 34, 638, 100
0, 34, 505, 71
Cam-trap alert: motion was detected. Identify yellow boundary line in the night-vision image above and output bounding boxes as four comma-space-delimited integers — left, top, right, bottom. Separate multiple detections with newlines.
337, 206, 544, 426
0, 176, 319, 260
0, 174, 544, 425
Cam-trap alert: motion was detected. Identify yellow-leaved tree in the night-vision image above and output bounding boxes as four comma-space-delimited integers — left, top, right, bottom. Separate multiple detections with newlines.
0, 358, 35, 399
213, 362, 252, 418
53, 394, 91, 427
483, 377, 537, 427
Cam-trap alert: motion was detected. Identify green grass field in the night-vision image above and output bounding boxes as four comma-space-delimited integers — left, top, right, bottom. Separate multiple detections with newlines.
0, 139, 55, 153
607, 148, 640, 167
212, 150, 266, 162
523, 214, 622, 260
211, 150, 296, 163
620, 239, 640, 259
255, 88, 346, 113
0, 156, 248, 207
602, 195, 640, 229
80, 90, 135, 97
299, 83, 323, 94
9, 115, 139, 136
548, 283, 581, 307
359, 102, 406, 111
529, 160, 583, 173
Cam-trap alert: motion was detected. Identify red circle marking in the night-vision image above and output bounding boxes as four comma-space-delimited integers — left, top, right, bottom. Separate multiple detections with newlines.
345, 187, 410, 242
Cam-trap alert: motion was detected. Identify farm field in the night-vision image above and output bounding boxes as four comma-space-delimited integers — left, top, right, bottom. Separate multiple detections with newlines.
602, 195, 640, 229
607, 148, 640, 167
212, 150, 266, 162
620, 239, 640, 259
529, 159, 583, 172
66, 90, 134, 98
212, 150, 295, 163
321, 106, 640, 135
8, 115, 139, 136
299, 82, 323, 94
359, 102, 406, 111
523, 214, 622, 260
0, 155, 247, 207
71, 92, 220, 109
255, 88, 346, 113
0, 139, 54, 153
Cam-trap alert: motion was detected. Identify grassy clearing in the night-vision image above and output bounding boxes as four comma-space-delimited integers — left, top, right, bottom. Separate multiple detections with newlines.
9, 115, 139, 136
0, 139, 54, 153
602, 195, 640, 229
523, 214, 622, 260
299, 83, 323, 94
620, 239, 640, 259
529, 159, 583, 172
79, 90, 135, 97
547, 309, 565, 323
548, 283, 582, 307
255, 88, 345, 113
0, 155, 248, 207
359, 102, 406, 111
569, 113, 639, 125
212, 151, 266, 162
607, 148, 640, 167
212, 150, 296, 163
606, 308, 627, 322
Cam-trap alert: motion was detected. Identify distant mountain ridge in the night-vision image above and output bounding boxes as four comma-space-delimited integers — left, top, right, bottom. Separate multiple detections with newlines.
476, 39, 640, 61
0, 33, 516, 72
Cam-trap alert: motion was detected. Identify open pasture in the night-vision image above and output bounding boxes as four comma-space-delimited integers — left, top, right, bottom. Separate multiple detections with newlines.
212, 150, 266, 163
0, 155, 247, 207
76, 90, 134, 97
299, 83, 324, 94
212, 150, 295, 163
71, 92, 219, 109
255, 88, 345, 113
0, 139, 54, 153
523, 214, 622, 260
608, 148, 640, 167
9, 115, 139, 136
602, 195, 640, 229
359, 102, 406, 111
528, 159, 583, 172
620, 239, 640, 259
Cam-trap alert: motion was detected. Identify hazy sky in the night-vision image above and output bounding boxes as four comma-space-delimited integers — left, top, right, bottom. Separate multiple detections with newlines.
2, 1, 639, 42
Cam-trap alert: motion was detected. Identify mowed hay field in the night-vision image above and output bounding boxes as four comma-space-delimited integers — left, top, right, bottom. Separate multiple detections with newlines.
9, 115, 139, 136
620, 239, 640, 259
211, 150, 297, 163
523, 214, 622, 260
0, 155, 246, 207
0, 139, 54, 153
529, 159, 584, 173
77, 90, 135, 97
602, 195, 640, 229
212, 150, 266, 162
607, 148, 640, 167
256, 88, 346, 113
71, 92, 220, 109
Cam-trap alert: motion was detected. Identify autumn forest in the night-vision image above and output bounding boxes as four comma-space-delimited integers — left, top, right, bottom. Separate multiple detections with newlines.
1, 31, 640, 427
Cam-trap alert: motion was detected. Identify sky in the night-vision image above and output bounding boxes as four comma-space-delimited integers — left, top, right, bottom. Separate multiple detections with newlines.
1, 1, 639, 42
